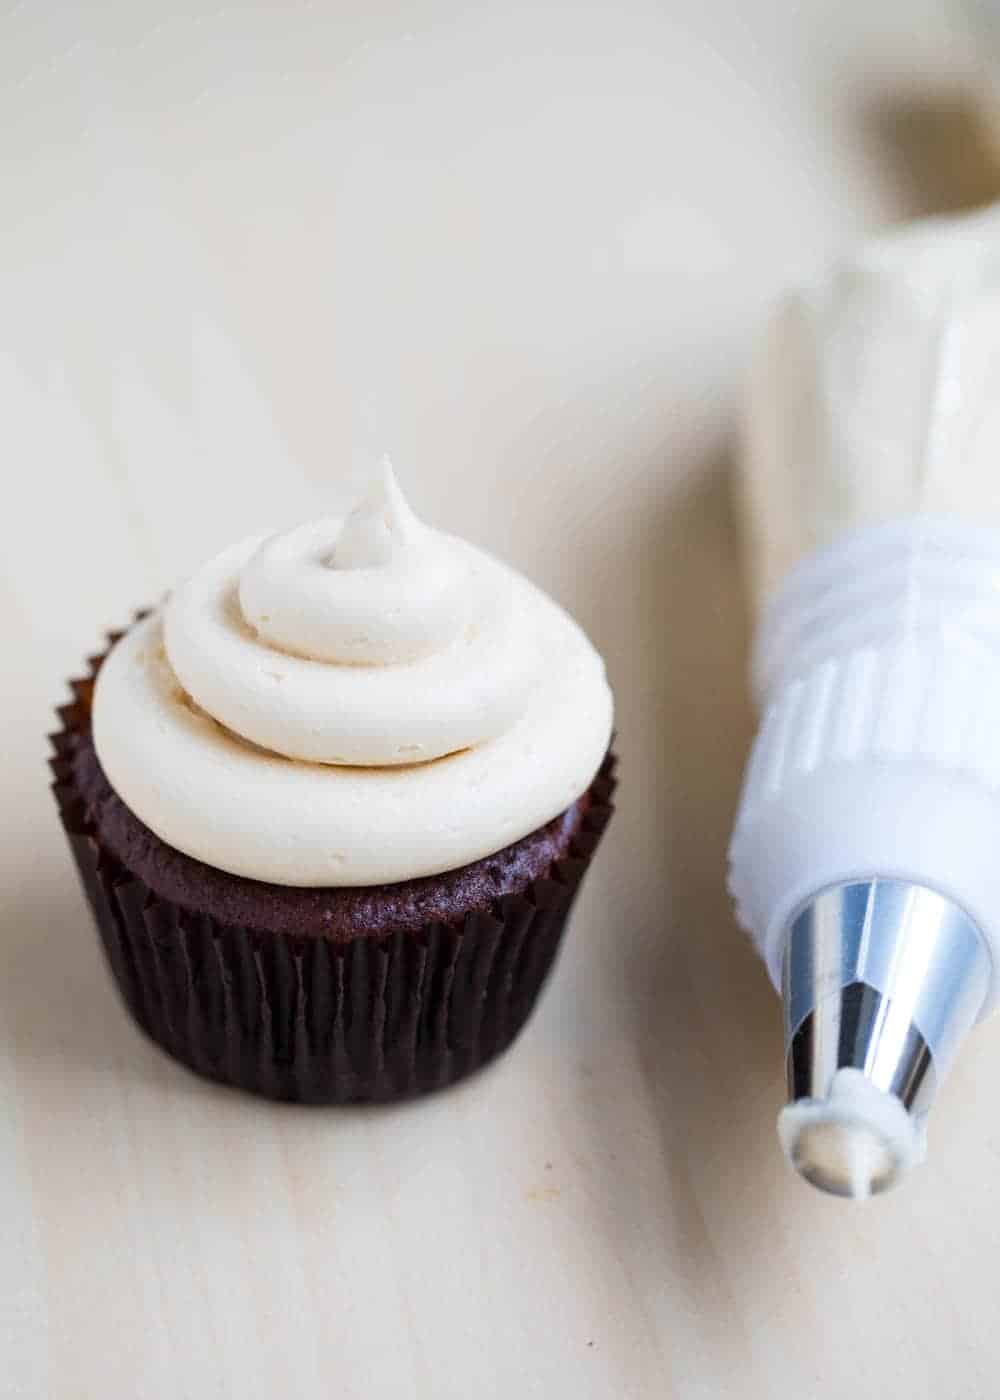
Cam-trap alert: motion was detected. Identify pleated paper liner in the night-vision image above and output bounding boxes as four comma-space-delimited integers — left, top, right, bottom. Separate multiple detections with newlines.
49, 624, 617, 1104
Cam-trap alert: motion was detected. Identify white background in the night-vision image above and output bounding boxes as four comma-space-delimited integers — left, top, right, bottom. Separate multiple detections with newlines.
4, 2, 1000, 1396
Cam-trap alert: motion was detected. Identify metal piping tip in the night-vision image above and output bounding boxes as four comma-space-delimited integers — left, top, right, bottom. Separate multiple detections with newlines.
780, 880, 990, 1198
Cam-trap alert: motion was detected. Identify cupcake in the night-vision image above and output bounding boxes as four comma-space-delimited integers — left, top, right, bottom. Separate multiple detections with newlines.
51, 464, 615, 1102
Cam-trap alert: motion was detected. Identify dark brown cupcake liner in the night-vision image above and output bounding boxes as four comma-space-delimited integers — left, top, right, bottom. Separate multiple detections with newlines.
49, 630, 617, 1104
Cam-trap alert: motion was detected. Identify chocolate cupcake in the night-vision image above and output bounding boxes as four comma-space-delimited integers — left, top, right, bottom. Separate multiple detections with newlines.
51, 465, 615, 1103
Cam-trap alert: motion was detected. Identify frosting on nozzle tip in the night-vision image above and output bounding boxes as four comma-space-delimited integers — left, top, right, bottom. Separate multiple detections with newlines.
778, 1070, 926, 1199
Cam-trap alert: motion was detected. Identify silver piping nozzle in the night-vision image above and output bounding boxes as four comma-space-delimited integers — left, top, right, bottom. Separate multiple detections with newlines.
780, 880, 991, 1198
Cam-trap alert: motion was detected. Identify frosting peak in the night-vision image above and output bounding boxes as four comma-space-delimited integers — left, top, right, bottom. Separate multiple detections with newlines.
328, 457, 423, 570
233, 462, 476, 674
93, 466, 613, 887
237, 460, 469, 670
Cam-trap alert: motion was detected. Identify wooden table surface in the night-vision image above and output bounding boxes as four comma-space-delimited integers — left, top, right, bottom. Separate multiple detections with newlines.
5, 3, 1000, 1396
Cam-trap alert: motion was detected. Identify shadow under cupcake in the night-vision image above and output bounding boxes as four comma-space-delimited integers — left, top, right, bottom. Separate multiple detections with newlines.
50, 465, 616, 1104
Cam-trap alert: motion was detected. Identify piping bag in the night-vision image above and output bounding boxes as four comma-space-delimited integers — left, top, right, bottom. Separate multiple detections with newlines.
729, 205, 1000, 1198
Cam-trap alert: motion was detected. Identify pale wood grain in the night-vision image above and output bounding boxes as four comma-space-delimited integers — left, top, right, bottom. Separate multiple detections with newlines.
3, 3, 1000, 1397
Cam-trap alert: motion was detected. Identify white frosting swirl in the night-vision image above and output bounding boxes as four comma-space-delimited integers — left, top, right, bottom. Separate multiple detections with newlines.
163, 462, 536, 767
92, 464, 613, 887
240, 462, 476, 667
